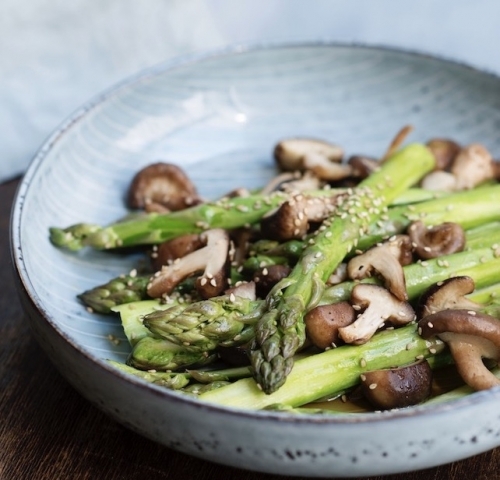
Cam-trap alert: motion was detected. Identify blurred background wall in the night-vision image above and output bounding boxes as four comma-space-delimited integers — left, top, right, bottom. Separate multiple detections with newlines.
2, 0, 499, 180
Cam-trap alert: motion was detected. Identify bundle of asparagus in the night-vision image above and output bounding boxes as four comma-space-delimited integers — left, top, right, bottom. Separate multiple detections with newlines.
50, 136, 500, 412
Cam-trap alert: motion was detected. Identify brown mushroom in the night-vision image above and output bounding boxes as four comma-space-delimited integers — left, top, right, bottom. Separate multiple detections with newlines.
147, 228, 230, 299
418, 309, 500, 391
151, 234, 204, 271
451, 143, 495, 190
360, 360, 433, 410
305, 302, 356, 350
253, 264, 292, 298
407, 220, 465, 260
301, 153, 354, 181
346, 235, 413, 301
416, 276, 481, 318
260, 193, 344, 241
347, 155, 379, 179
426, 138, 461, 171
260, 171, 323, 195
127, 162, 201, 211
420, 170, 458, 192
273, 138, 344, 172
339, 284, 415, 345
225, 281, 257, 300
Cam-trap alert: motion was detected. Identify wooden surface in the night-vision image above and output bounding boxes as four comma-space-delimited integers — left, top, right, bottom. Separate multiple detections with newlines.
2, 176, 500, 480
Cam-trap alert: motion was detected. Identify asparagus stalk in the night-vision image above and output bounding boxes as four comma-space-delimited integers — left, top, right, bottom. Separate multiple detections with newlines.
250, 144, 436, 393
143, 294, 264, 351
107, 360, 190, 389
200, 324, 445, 408
49, 182, 444, 252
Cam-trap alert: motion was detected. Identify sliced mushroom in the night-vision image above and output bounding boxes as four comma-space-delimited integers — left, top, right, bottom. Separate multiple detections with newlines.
225, 281, 257, 300
420, 170, 457, 192
260, 171, 323, 195
451, 143, 495, 190
260, 193, 344, 241
151, 234, 204, 271
380, 125, 414, 162
418, 309, 500, 391
253, 264, 292, 298
346, 235, 413, 301
360, 360, 433, 410
273, 138, 344, 172
339, 284, 416, 345
302, 153, 354, 181
407, 220, 465, 260
347, 155, 379, 179
426, 138, 461, 171
305, 302, 356, 350
326, 262, 348, 286
128, 162, 201, 211
416, 276, 481, 318
147, 228, 230, 299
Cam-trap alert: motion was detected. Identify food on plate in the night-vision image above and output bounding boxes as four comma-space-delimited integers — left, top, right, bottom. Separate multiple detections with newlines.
49, 128, 500, 412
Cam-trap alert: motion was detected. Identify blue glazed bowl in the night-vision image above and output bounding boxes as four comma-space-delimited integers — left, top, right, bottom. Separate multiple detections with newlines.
11, 43, 500, 477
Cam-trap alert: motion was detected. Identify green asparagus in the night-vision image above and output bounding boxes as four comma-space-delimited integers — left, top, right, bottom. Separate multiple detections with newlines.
250, 144, 436, 393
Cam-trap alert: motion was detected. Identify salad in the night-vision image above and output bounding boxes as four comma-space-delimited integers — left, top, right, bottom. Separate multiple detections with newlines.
49, 128, 500, 413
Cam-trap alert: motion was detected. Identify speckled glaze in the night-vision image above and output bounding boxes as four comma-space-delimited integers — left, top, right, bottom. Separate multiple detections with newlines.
11, 43, 500, 477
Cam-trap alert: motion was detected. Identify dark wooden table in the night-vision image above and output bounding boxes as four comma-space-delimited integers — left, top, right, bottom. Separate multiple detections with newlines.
2, 177, 500, 480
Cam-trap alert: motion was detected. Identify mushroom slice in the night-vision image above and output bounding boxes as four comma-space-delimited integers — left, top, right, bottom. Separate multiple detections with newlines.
407, 220, 465, 260
451, 143, 495, 190
426, 138, 461, 171
326, 262, 348, 286
339, 284, 415, 345
380, 125, 414, 162
147, 228, 230, 299
346, 235, 413, 301
420, 170, 458, 192
225, 281, 257, 301
151, 234, 204, 271
347, 155, 379, 179
360, 360, 433, 410
418, 309, 500, 391
302, 153, 354, 181
253, 264, 292, 298
305, 302, 356, 350
260, 171, 323, 195
260, 193, 344, 241
128, 162, 201, 211
273, 138, 344, 172
417, 276, 481, 318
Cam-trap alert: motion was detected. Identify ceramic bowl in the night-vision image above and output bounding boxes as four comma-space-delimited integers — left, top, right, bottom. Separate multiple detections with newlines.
11, 43, 500, 477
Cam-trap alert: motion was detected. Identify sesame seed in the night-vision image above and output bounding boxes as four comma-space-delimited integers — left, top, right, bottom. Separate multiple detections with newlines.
360, 358, 367, 368
369, 383, 377, 390
429, 348, 437, 354
229, 293, 236, 302
210, 278, 217, 287
200, 277, 208, 286
467, 310, 477, 315
360, 374, 366, 381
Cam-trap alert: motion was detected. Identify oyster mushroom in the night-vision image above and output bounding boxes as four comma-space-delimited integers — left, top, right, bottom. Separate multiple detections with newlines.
347, 155, 379, 179
128, 162, 201, 212
416, 276, 481, 318
346, 235, 413, 301
260, 193, 344, 241
407, 220, 466, 260
418, 309, 500, 391
304, 302, 356, 350
147, 228, 230, 299
339, 284, 416, 345
273, 138, 344, 172
360, 359, 433, 410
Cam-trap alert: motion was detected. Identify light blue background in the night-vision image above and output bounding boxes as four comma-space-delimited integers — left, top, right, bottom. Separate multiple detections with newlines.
3, 0, 499, 181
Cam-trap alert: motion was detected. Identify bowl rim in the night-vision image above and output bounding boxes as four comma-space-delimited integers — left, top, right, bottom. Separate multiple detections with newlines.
10, 40, 500, 425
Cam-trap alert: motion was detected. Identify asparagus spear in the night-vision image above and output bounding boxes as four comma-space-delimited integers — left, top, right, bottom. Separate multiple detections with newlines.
250, 144, 436, 393
107, 360, 190, 389
49, 183, 444, 252
143, 294, 264, 351
199, 324, 445, 408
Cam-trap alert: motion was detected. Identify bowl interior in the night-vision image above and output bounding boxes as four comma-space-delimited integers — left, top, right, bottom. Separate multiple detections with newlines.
14, 43, 500, 372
